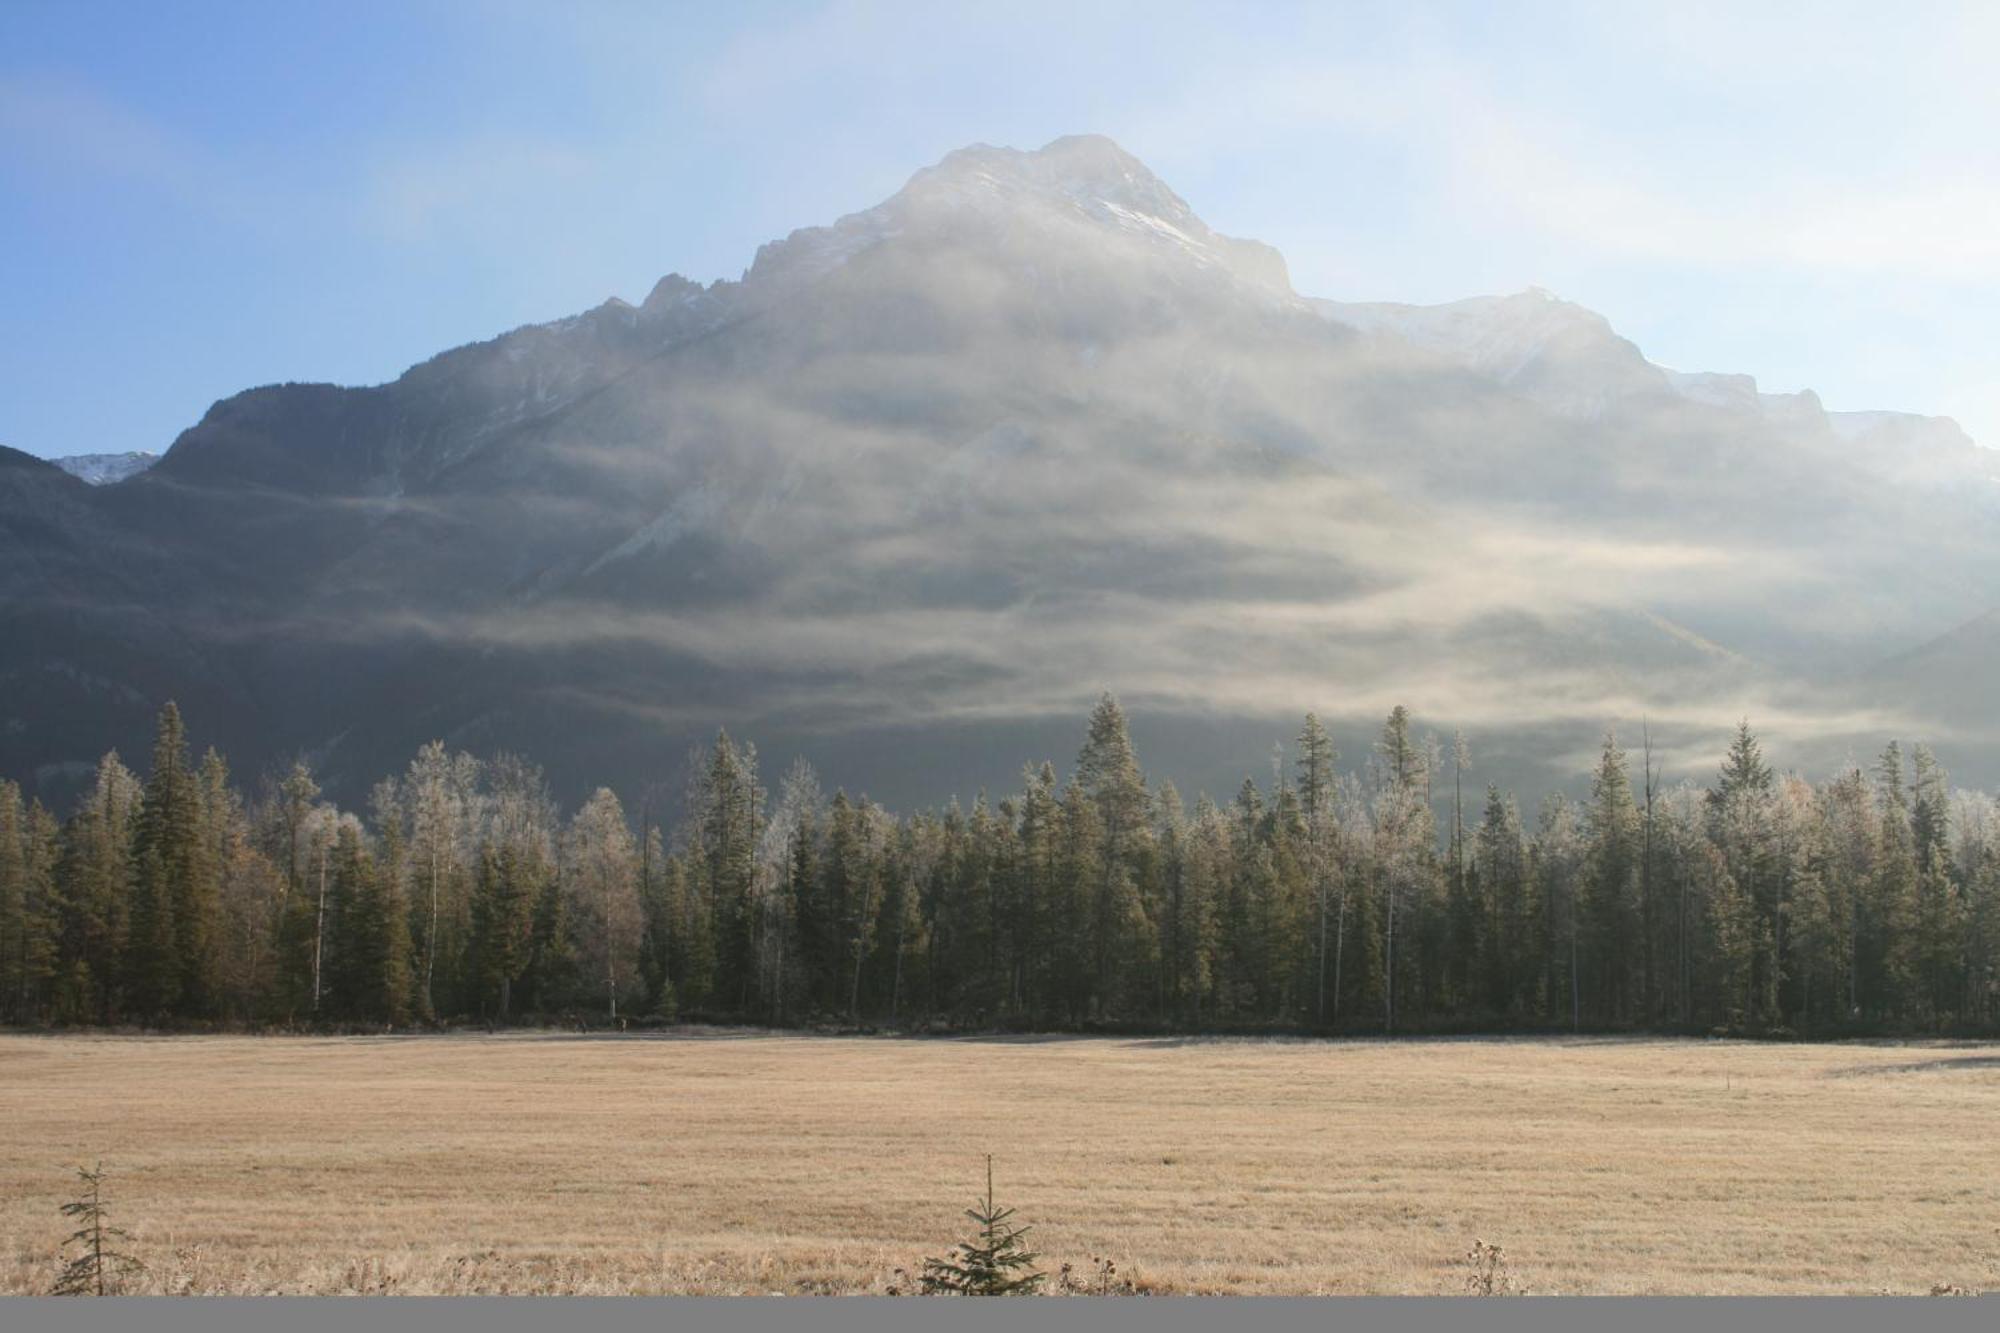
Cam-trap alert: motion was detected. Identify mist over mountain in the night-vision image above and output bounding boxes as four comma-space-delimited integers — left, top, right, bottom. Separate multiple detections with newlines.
2, 135, 1993, 811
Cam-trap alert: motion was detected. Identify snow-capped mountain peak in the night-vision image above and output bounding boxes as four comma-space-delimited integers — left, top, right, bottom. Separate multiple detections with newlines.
49, 451, 158, 485
741, 134, 1293, 299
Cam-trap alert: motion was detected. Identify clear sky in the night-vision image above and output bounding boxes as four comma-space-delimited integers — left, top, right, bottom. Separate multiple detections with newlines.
2, 0, 1995, 460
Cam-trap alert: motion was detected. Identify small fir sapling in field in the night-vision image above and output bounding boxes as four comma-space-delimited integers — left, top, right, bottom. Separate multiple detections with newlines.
919, 1155, 1045, 1295
52, 1162, 146, 1296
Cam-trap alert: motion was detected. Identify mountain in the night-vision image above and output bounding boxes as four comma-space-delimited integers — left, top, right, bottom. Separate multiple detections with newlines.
47, 451, 159, 486
1867, 608, 2000, 750
2, 134, 1995, 810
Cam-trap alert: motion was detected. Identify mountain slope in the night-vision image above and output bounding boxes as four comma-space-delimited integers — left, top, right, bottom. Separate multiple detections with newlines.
2, 135, 1993, 808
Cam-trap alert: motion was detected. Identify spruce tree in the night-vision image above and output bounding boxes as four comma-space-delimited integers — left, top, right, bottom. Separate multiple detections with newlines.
57, 754, 140, 1023
177, 748, 228, 1017
920, 1156, 1045, 1296
17, 800, 62, 1022
1584, 731, 1639, 1021
636, 824, 678, 1019
329, 823, 408, 1023
127, 703, 195, 1020
53, 1162, 145, 1296
472, 845, 538, 1019
529, 858, 578, 1015
1708, 722, 1778, 1026
1076, 695, 1149, 1017
0, 781, 25, 1020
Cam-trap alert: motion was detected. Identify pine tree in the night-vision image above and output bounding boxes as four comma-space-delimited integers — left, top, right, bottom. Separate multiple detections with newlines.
564, 788, 642, 1021
52, 1162, 145, 1296
920, 1156, 1045, 1296
1874, 742, 1923, 1018
1295, 714, 1337, 822
1372, 706, 1433, 1032
692, 731, 762, 1013
16, 800, 63, 1022
328, 823, 408, 1024
1295, 715, 1340, 1025
1584, 731, 1640, 1021
1474, 784, 1530, 1016
57, 753, 141, 1023
636, 824, 678, 1020
1708, 722, 1779, 1025
127, 703, 197, 1020
1075, 694, 1149, 1017
176, 748, 228, 1017
472, 845, 538, 1019
1013, 763, 1060, 1020
0, 781, 26, 1021
1532, 794, 1584, 1030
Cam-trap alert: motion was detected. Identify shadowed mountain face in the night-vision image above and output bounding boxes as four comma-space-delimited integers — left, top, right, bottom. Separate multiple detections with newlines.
3, 135, 1996, 810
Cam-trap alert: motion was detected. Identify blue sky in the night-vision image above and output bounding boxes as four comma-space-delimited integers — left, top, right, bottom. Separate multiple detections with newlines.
3, 0, 1995, 459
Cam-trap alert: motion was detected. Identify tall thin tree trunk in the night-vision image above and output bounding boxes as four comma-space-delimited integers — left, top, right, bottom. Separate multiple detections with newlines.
90, 1171, 105, 1296
1316, 859, 1329, 1025
1641, 723, 1656, 1020
312, 842, 328, 1014
1679, 868, 1691, 1025
1333, 882, 1348, 1023
1384, 873, 1395, 1035
424, 847, 440, 1019
891, 885, 908, 1026
1569, 881, 1580, 1033
774, 909, 787, 1025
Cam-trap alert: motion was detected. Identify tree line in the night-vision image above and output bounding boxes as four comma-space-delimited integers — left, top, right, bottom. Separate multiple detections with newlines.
1, 696, 1996, 1035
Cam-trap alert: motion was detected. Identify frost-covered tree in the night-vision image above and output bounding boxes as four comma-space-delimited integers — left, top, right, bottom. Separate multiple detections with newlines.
563, 788, 642, 1021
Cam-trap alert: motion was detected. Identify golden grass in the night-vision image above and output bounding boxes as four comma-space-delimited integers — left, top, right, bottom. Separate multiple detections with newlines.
1, 1031, 1997, 1295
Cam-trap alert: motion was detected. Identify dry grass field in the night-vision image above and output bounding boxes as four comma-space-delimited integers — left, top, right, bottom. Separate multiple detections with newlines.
2, 1031, 1997, 1296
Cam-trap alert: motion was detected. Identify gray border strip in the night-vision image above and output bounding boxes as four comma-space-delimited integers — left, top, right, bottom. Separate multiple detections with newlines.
4, 1297, 1998, 1333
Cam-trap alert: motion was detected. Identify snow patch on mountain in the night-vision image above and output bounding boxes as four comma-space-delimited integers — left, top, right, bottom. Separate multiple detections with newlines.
50, 451, 157, 485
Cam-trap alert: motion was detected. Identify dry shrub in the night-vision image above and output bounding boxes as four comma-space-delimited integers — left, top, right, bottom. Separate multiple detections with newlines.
1462, 1238, 1519, 1296
1056, 1255, 1138, 1295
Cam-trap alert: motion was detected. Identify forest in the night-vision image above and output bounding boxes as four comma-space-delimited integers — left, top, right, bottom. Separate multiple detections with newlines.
1, 696, 1995, 1037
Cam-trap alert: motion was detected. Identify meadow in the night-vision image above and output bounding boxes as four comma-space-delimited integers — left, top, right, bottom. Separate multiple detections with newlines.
2, 1031, 1996, 1295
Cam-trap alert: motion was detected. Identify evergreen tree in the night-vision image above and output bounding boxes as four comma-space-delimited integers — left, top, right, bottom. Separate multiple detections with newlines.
5, 695, 2000, 1038
1013, 763, 1060, 1020
1874, 742, 1922, 1017
0, 780, 25, 1020
1294, 716, 1341, 1025
1584, 731, 1640, 1021
690, 732, 762, 1013
1474, 784, 1531, 1016
127, 703, 199, 1019
1707, 723, 1779, 1025
564, 788, 643, 1021
636, 823, 678, 1019
176, 748, 228, 1017
57, 753, 141, 1023
329, 823, 408, 1023
528, 860, 579, 1014
1075, 694, 1150, 1017
13, 799, 63, 1022
471, 845, 538, 1019
919, 1156, 1045, 1296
